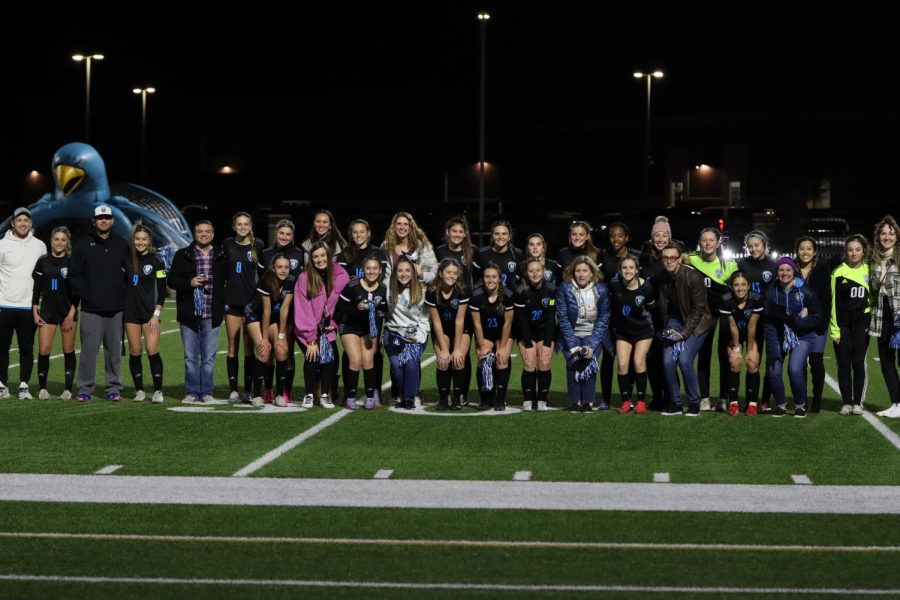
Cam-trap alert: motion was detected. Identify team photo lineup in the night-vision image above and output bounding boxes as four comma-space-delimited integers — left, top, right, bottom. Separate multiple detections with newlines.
7, 201, 900, 421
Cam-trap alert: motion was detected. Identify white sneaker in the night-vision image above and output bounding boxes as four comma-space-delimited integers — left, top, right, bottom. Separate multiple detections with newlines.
201, 394, 216, 403
851, 404, 864, 415
59, 390, 72, 401
301, 394, 314, 408
182, 394, 199, 404
839, 404, 852, 415
228, 390, 241, 403
250, 396, 264, 407
414, 395, 422, 408
151, 391, 164, 404
0, 382, 9, 399
699, 397, 711, 411
319, 394, 335, 409
536, 400, 548, 411
38, 389, 50, 400
521, 401, 533, 411
18, 384, 31, 400
133, 390, 146, 403
886, 404, 900, 419
274, 395, 287, 407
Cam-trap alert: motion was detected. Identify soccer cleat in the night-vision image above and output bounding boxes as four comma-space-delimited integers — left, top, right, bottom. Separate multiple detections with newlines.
151, 391, 164, 404
619, 400, 633, 414
133, 390, 146, 403
662, 402, 682, 416
228, 391, 241, 403
699, 397, 711, 411
264, 389, 274, 404
686, 403, 700, 417
746, 402, 758, 416
59, 390, 72, 401
635, 400, 647, 414
18, 383, 31, 400
728, 401, 740, 416
851, 404, 864, 416
364, 396, 378, 410
839, 404, 852, 415
319, 394, 335, 409
794, 406, 807, 419
250, 396, 264, 407
771, 405, 786, 418
301, 394, 314, 408
105, 392, 121, 402
38, 389, 50, 401
521, 400, 533, 411
344, 397, 357, 410
536, 400, 548, 411
76, 394, 91, 403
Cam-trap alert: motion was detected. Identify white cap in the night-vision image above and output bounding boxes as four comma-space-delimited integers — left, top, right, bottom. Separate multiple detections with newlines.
94, 205, 112, 217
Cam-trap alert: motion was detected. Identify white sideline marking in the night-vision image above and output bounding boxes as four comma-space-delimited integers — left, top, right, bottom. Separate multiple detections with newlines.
4, 474, 900, 513
232, 410, 352, 477
653, 472, 670, 483
824, 372, 900, 452
791, 475, 812, 485
0, 574, 898, 595
8, 327, 180, 370
4, 531, 900, 553
513, 471, 532, 481
94, 465, 122, 475
374, 470, 393, 479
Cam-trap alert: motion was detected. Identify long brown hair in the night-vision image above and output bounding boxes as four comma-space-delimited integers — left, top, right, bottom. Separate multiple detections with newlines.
383, 212, 431, 257
305, 241, 335, 299
444, 215, 473, 267
259, 254, 290, 298
50, 226, 72, 257
873, 215, 900, 264
389, 255, 423, 307
232, 211, 258, 263
569, 220, 598, 263
435, 258, 466, 302
342, 219, 372, 264
130, 222, 156, 275
304, 210, 348, 252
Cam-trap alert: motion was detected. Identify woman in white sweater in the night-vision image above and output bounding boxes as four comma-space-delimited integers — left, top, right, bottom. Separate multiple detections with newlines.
383, 256, 430, 409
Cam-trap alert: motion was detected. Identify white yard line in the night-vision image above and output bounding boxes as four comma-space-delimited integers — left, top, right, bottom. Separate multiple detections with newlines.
791, 475, 812, 485
2, 474, 900, 514
373, 470, 393, 479
2, 531, 899, 553
824, 372, 900, 451
513, 471, 532, 481
0, 574, 897, 595
94, 465, 123, 475
653, 472, 670, 483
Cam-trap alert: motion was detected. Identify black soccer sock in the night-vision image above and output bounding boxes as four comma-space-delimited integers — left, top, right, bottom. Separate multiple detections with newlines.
129, 354, 143, 392
148, 352, 163, 392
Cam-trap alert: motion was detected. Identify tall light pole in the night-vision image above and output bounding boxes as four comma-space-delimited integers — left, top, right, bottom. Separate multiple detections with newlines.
72, 53, 104, 142
477, 11, 490, 247
133, 87, 156, 182
633, 69, 663, 201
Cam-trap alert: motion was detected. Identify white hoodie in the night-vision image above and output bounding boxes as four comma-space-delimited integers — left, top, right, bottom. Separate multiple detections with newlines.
0, 229, 47, 309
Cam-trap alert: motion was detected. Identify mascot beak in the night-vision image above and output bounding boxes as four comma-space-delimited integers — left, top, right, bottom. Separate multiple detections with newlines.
55, 164, 86, 196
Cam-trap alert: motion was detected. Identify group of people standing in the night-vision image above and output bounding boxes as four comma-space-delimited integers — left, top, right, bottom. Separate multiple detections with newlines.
4, 205, 900, 420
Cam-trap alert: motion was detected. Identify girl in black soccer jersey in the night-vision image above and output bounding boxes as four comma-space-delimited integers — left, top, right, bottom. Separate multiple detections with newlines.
260, 219, 305, 404
520, 234, 562, 287
473, 221, 524, 289
720, 272, 764, 415
558, 220, 599, 271
515, 257, 556, 411
245, 255, 294, 407
600, 222, 641, 282
336, 219, 389, 282
224, 212, 265, 402
737, 230, 777, 412
124, 224, 168, 404
301, 210, 347, 258
32, 226, 77, 400
469, 263, 514, 410
337, 255, 388, 410
831, 235, 872, 415
426, 259, 471, 410
609, 255, 655, 414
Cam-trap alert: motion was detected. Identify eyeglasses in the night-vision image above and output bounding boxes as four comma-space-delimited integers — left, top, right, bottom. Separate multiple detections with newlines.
661, 255, 680, 262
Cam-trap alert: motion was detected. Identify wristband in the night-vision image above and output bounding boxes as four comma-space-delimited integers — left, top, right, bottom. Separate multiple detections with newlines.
277, 333, 285, 340
153, 310, 161, 318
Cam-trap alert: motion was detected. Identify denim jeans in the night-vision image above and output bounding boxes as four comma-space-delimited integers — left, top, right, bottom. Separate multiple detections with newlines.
181, 320, 221, 397
565, 335, 596, 405
662, 319, 708, 407
385, 336, 421, 400
765, 326, 814, 408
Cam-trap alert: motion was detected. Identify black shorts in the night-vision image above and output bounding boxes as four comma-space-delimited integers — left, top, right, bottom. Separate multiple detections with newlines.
40, 313, 78, 326
225, 305, 247, 317
615, 334, 654, 344
339, 322, 373, 337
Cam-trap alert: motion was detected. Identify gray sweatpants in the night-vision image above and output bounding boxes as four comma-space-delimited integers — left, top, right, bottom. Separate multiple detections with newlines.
76, 311, 123, 398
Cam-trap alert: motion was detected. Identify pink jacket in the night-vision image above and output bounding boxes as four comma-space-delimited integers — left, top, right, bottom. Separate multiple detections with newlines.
293, 263, 349, 344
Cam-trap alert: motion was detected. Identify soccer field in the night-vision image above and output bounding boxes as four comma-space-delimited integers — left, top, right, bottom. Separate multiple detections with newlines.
1, 308, 899, 598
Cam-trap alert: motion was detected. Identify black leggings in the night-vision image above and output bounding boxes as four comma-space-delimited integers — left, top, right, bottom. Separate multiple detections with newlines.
835, 319, 871, 406
301, 340, 338, 398
0, 309, 34, 385
697, 319, 728, 399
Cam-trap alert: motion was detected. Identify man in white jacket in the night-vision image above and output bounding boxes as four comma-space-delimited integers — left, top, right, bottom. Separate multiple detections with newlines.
0, 207, 47, 399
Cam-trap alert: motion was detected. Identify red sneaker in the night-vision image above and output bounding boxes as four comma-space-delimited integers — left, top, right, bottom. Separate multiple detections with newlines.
635, 400, 647, 414
619, 400, 633, 414
264, 389, 274, 404
729, 401, 739, 416
760, 401, 771, 413
746, 402, 758, 416
283, 392, 292, 405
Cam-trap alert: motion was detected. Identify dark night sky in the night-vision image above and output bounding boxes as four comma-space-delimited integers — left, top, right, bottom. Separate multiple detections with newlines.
2, 3, 899, 233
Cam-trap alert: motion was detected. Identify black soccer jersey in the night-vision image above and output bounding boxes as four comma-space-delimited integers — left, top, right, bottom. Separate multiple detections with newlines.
336, 246, 389, 282
435, 244, 474, 292
600, 248, 641, 283
719, 291, 764, 342
125, 253, 167, 323
519, 258, 562, 288
262, 245, 305, 286
468, 286, 514, 342
247, 278, 294, 324
425, 286, 470, 340
32, 254, 77, 323
609, 278, 656, 341
473, 246, 524, 289
337, 278, 388, 335
737, 256, 777, 297
224, 238, 265, 307
513, 281, 557, 346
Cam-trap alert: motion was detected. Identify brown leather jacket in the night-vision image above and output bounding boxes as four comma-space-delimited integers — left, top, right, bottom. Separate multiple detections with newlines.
654, 263, 714, 336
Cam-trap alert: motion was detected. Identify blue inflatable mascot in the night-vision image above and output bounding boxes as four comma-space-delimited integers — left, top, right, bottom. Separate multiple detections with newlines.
0, 142, 191, 267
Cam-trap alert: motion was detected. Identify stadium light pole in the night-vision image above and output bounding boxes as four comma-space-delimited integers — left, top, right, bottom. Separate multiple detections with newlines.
477, 11, 491, 247
634, 70, 663, 201
133, 86, 156, 182
72, 53, 104, 142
